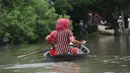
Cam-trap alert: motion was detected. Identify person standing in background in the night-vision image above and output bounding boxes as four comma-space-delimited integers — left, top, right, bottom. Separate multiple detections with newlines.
80, 20, 87, 40
127, 15, 130, 29
117, 16, 124, 32
87, 13, 93, 25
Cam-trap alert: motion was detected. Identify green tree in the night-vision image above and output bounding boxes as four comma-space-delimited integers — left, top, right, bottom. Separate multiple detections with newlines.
0, 0, 58, 44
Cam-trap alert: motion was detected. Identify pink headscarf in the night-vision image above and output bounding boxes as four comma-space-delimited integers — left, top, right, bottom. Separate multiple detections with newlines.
56, 18, 70, 31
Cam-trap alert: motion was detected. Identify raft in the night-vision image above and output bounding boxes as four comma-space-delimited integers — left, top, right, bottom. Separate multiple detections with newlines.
43, 45, 90, 61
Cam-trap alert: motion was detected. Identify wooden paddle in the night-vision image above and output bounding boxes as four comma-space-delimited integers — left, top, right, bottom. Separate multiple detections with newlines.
17, 50, 49, 58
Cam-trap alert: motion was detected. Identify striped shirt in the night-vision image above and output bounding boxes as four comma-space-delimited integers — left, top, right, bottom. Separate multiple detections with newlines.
56, 29, 73, 54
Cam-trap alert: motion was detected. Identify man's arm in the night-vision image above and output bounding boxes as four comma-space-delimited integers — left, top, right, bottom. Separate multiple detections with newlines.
69, 36, 86, 45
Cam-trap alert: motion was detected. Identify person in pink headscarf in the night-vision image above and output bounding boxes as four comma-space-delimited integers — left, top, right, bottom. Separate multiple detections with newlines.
45, 18, 86, 56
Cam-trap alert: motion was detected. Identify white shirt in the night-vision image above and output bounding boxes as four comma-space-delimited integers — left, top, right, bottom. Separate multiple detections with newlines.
118, 19, 123, 23
128, 18, 130, 22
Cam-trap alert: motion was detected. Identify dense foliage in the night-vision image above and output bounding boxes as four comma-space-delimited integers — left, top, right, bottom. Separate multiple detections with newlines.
0, 0, 58, 44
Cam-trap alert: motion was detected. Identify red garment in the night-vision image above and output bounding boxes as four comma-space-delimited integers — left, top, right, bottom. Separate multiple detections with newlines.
56, 29, 73, 54
72, 48, 77, 54
47, 18, 70, 43
48, 30, 57, 44
48, 18, 75, 55
55, 18, 73, 54
50, 47, 78, 56
50, 48, 56, 56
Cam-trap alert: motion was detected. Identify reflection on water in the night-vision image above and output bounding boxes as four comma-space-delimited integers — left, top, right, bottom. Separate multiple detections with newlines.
5, 63, 55, 69
0, 35, 130, 73
2, 62, 80, 73
49, 62, 80, 73
88, 35, 130, 56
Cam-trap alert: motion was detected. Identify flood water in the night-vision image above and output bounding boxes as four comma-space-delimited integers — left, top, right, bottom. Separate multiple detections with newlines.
0, 34, 130, 73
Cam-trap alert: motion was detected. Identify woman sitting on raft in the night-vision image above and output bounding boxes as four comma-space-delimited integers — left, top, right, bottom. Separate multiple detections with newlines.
45, 18, 86, 56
